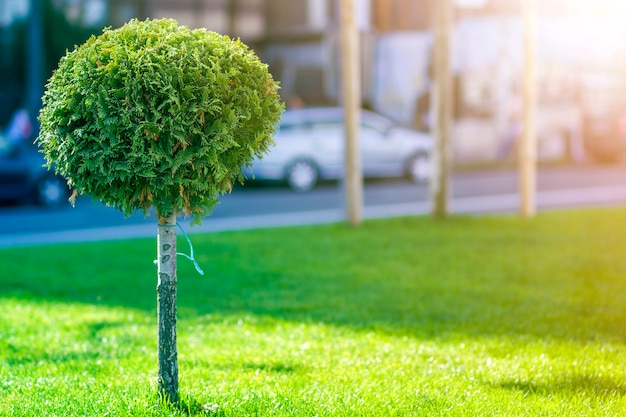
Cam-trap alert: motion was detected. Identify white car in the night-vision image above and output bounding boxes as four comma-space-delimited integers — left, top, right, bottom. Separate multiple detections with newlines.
248, 107, 432, 192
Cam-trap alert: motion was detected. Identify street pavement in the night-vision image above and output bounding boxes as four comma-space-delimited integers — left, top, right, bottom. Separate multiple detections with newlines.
2, 182, 626, 248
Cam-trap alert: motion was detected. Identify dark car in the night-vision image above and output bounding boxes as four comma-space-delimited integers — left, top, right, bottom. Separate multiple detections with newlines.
0, 139, 69, 206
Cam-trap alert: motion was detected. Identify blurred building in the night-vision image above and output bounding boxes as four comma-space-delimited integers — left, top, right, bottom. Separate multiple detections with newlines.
3, 0, 626, 162
0, 0, 450, 129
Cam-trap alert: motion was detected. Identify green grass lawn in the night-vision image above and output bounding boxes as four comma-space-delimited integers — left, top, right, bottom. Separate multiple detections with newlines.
2, 207, 626, 416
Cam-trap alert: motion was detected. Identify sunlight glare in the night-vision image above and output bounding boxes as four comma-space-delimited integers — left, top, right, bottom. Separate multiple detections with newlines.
547, 0, 626, 15
542, 0, 626, 68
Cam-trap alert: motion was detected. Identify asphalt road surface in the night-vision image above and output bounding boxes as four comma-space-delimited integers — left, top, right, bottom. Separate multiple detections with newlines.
1, 163, 626, 247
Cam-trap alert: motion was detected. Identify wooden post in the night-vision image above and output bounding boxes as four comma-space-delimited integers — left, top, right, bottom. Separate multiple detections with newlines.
227, 0, 237, 36
26, 0, 44, 123
520, 0, 537, 218
340, 0, 363, 226
431, 0, 453, 218
157, 211, 178, 403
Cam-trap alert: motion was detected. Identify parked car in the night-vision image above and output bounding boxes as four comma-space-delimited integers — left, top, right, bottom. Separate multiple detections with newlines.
247, 107, 432, 192
0, 138, 69, 206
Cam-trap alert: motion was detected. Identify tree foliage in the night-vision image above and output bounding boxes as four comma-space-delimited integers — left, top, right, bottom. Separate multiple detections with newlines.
38, 18, 284, 224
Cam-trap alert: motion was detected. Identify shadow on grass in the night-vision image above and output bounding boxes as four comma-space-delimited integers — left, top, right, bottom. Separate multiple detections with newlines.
154, 393, 224, 417
2, 211, 626, 343
239, 362, 299, 374
496, 375, 626, 397
2, 318, 139, 366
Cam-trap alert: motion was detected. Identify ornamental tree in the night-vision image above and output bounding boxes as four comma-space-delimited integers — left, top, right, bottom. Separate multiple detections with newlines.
37, 18, 283, 403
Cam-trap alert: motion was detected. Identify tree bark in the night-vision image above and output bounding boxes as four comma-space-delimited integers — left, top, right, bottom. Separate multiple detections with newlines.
157, 211, 178, 404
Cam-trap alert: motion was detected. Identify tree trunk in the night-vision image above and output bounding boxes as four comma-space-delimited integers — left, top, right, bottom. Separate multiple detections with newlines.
157, 211, 178, 403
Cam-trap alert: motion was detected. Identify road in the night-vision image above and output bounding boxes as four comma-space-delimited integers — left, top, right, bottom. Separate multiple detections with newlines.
1, 163, 626, 247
